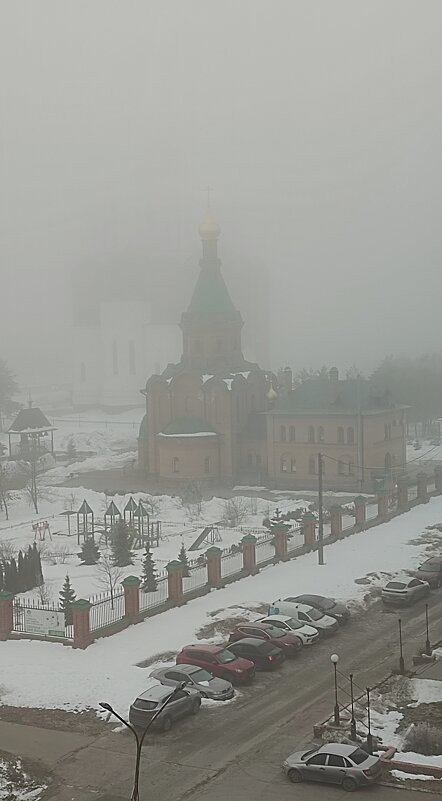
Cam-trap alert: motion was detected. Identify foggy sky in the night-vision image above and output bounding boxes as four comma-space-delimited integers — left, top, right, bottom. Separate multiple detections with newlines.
1, 1, 442, 386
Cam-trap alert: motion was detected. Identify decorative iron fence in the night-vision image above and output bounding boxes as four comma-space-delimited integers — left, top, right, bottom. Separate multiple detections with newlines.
366, 503, 378, 520
287, 530, 303, 552
255, 538, 275, 564
13, 599, 71, 639
221, 551, 243, 578
89, 592, 126, 632
139, 577, 169, 612
183, 565, 207, 594
408, 485, 418, 502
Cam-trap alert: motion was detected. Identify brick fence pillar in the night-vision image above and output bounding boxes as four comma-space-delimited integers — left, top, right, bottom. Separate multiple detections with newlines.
397, 477, 409, 512
302, 512, 317, 548
354, 496, 366, 530
206, 547, 222, 588
435, 465, 442, 494
377, 489, 388, 519
330, 505, 343, 539
166, 561, 184, 606
0, 591, 13, 641
273, 525, 288, 561
416, 472, 428, 503
241, 535, 257, 575
122, 575, 141, 622
72, 599, 92, 649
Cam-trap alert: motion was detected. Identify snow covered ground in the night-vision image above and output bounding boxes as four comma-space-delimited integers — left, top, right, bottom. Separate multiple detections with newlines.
0, 755, 47, 800
0, 497, 441, 716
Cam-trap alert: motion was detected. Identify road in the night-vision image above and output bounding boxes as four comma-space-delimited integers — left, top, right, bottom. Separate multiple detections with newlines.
5, 592, 442, 801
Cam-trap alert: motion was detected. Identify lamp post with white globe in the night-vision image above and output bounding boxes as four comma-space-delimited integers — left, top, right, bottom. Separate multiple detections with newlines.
330, 653, 340, 726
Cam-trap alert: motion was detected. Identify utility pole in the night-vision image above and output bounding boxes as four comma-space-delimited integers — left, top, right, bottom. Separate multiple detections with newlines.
318, 452, 324, 565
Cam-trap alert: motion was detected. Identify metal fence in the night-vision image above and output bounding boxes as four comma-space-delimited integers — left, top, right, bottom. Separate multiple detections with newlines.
183, 565, 208, 594
366, 503, 378, 520
408, 485, 418, 502
139, 577, 169, 612
89, 592, 126, 632
255, 538, 275, 564
220, 551, 243, 578
287, 529, 303, 552
12, 599, 72, 639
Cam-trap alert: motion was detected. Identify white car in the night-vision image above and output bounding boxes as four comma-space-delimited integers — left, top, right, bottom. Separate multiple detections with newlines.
268, 600, 338, 636
259, 614, 319, 645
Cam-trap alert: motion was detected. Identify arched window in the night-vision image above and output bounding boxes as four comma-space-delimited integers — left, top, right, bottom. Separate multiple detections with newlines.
289, 425, 296, 442
338, 459, 345, 476
338, 426, 344, 444
318, 426, 325, 443
348, 461, 355, 476
280, 425, 286, 442
384, 424, 389, 440
308, 456, 316, 474
308, 426, 315, 443
112, 341, 118, 375
385, 452, 392, 470
204, 456, 211, 474
247, 452, 253, 468
129, 341, 136, 376
347, 427, 355, 444
250, 394, 256, 411
280, 456, 288, 473
185, 395, 192, 413
80, 362, 86, 383
172, 457, 179, 474
256, 453, 262, 468
290, 457, 296, 473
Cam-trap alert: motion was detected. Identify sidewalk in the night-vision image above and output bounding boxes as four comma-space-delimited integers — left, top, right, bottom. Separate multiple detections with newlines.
0, 719, 95, 766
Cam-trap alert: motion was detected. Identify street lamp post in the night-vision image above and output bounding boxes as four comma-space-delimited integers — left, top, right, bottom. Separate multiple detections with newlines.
398, 618, 405, 674
366, 686, 373, 755
100, 682, 186, 801
330, 653, 340, 726
425, 603, 431, 656
349, 673, 357, 740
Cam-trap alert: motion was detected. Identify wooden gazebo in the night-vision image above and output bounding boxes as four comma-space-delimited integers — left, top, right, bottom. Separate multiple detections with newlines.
8, 403, 56, 460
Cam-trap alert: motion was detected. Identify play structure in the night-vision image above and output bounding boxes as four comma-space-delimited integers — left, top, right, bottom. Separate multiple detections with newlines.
188, 523, 222, 551
61, 496, 163, 549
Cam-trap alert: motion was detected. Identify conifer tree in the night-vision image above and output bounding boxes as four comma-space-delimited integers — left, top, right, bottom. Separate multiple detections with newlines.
111, 519, 134, 567
141, 547, 158, 592
66, 438, 77, 462
0, 563, 3, 591
78, 537, 100, 565
178, 542, 190, 577
4, 558, 18, 593
59, 574, 76, 625
32, 542, 44, 586
17, 550, 25, 592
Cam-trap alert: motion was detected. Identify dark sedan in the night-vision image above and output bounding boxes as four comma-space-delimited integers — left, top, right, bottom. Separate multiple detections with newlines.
227, 638, 285, 671
229, 621, 302, 657
286, 594, 350, 625
414, 556, 442, 589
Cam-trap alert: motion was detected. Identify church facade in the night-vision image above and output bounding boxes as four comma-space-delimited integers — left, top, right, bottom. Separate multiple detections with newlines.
138, 216, 407, 491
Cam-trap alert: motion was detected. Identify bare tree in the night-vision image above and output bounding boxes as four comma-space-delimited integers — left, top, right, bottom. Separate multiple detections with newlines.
0, 538, 16, 561
0, 463, 12, 520
36, 582, 53, 605
95, 554, 124, 607
222, 497, 249, 528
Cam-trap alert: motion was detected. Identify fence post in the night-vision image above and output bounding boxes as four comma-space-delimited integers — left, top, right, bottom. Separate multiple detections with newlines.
397, 476, 409, 512
72, 599, 92, 649
241, 535, 257, 575
330, 505, 343, 539
435, 465, 442, 494
0, 591, 13, 641
416, 472, 428, 503
273, 525, 288, 562
122, 575, 141, 622
206, 547, 222, 588
302, 512, 316, 548
354, 496, 366, 530
166, 560, 184, 606
377, 489, 388, 520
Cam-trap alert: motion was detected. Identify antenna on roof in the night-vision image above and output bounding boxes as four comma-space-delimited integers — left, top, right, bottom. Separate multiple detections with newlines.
27, 391, 33, 408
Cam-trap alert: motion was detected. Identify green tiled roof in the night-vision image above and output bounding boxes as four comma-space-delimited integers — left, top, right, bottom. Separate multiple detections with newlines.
160, 416, 217, 435
275, 379, 398, 414
187, 267, 237, 315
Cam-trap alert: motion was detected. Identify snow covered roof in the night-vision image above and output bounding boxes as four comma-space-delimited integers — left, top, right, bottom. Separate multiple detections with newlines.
8, 407, 56, 434
158, 416, 218, 438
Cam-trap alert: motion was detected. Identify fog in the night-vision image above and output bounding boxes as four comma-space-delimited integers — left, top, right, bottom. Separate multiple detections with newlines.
1, 0, 442, 387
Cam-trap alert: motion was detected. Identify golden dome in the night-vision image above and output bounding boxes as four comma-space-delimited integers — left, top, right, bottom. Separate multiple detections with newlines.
198, 213, 221, 241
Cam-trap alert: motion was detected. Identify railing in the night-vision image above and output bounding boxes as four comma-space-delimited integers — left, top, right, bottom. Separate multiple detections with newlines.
287, 529, 303, 552
408, 485, 418, 501
255, 538, 275, 564
12, 599, 72, 639
183, 565, 208, 594
366, 503, 378, 520
221, 551, 243, 577
89, 592, 126, 632
139, 577, 169, 611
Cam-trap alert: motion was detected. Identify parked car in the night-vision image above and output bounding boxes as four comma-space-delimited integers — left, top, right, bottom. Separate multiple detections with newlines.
381, 575, 430, 605
286, 594, 350, 625
228, 621, 302, 657
150, 664, 234, 701
283, 743, 383, 791
414, 556, 442, 589
227, 637, 285, 671
129, 683, 201, 733
176, 644, 255, 685
269, 600, 338, 635
258, 614, 319, 645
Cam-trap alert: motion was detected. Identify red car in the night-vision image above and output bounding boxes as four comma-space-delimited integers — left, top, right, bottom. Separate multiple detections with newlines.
176, 644, 255, 685
229, 622, 302, 658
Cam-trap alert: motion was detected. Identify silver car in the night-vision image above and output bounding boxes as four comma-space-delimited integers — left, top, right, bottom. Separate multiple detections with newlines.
283, 743, 383, 792
129, 683, 201, 732
381, 575, 430, 606
150, 664, 234, 700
